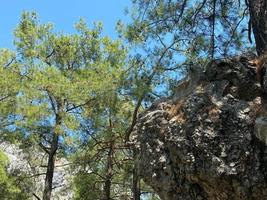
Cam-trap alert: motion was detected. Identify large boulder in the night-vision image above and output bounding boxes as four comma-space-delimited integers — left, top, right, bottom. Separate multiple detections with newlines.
132, 53, 267, 200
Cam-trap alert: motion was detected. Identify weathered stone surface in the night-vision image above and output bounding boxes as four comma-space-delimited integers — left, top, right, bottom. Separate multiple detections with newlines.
0, 142, 73, 200
132, 53, 267, 200
254, 116, 267, 145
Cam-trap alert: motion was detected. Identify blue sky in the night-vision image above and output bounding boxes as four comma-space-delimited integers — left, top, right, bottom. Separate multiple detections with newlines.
0, 0, 131, 49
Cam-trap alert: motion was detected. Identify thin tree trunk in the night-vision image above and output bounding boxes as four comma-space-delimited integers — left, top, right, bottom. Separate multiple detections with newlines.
101, 141, 114, 200
132, 136, 141, 200
132, 163, 141, 200
248, 0, 267, 55
210, 0, 216, 59
42, 133, 59, 200
42, 109, 62, 200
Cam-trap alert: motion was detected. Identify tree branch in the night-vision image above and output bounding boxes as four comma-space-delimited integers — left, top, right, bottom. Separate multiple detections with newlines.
66, 98, 95, 112
32, 193, 41, 200
124, 94, 144, 142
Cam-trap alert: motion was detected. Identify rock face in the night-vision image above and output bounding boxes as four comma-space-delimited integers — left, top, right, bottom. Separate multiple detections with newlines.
0, 142, 73, 200
132, 53, 267, 200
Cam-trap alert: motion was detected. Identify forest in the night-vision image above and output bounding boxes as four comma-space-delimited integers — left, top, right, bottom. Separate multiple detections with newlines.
1, 0, 267, 200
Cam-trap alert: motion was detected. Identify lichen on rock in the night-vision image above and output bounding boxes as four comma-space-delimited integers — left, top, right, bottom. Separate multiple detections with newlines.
132, 53, 267, 200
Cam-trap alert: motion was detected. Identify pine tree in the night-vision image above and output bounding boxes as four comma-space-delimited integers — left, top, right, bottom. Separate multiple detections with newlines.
14, 12, 127, 200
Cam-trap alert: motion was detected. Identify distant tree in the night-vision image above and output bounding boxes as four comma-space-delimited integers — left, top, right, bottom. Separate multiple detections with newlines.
14, 12, 126, 200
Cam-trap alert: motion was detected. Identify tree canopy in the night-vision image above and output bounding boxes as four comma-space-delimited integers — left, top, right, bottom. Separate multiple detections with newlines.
1, 0, 267, 199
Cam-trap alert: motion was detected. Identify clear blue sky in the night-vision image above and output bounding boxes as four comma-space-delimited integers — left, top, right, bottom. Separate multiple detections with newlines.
0, 0, 131, 49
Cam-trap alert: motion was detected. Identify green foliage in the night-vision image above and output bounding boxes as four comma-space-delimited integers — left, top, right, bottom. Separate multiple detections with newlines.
116, 0, 255, 97
73, 172, 102, 200
0, 49, 20, 130
2, 1, 252, 197
13, 11, 127, 145
7, 11, 137, 199
71, 97, 134, 199
0, 151, 29, 200
0, 11, 131, 199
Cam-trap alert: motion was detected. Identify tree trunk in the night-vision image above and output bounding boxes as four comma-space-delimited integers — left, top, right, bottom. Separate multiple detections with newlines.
248, 0, 267, 55
101, 141, 114, 200
132, 164, 141, 200
42, 133, 59, 200
42, 109, 62, 200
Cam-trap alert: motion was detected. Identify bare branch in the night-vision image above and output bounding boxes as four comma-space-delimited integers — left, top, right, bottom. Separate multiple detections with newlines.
124, 94, 144, 142
39, 142, 50, 154
66, 98, 95, 112
4, 57, 16, 68
32, 193, 41, 200
0, 95, 11, 102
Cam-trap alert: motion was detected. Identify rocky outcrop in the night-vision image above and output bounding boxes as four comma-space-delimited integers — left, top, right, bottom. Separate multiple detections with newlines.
0, 142, 73, 200
132, 53, 267, 200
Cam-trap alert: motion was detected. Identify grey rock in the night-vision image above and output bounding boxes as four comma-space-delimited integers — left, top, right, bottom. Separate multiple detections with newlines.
254, 116, 267, 145
132, 53, 267, 200
0, 142, 73, 200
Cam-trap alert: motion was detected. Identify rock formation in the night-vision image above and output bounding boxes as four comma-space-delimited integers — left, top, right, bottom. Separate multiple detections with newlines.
0, 142, 73, 200
132, 53, 267, 200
